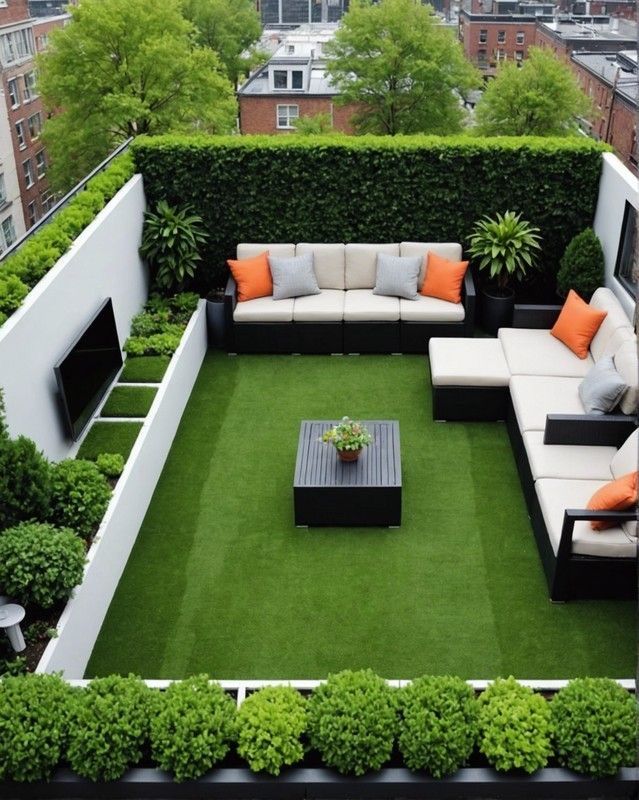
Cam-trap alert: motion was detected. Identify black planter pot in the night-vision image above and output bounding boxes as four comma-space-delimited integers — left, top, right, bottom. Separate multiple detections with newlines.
481, 286, 515, 336
206, 298, 226, 349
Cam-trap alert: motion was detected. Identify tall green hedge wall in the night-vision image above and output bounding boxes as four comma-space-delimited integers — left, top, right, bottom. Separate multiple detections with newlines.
133, 135, 608, 292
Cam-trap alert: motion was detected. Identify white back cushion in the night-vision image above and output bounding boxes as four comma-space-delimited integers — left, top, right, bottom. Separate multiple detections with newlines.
237, 243, 295, 259
400, 242, 463, 287
344, 243, 399, 289
610, 428, 638, 479
589, 288, 633, 361
296, 243, 345, 290
614, 336, 638, 415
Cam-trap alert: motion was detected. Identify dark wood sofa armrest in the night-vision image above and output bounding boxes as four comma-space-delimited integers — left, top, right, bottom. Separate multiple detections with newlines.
544, 414, 637, 447
557, 509, 637, 561
512, 304, 562, 329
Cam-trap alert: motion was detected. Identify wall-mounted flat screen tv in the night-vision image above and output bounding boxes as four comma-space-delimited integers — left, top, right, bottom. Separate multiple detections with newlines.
54, 298, 122, 440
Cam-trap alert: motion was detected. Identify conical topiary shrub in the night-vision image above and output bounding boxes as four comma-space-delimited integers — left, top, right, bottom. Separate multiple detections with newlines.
556, 228, 604, 300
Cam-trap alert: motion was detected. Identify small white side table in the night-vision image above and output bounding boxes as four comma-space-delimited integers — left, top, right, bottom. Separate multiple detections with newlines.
0, 603, 26, 652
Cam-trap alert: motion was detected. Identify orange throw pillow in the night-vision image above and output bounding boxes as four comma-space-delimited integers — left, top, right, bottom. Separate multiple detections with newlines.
587, 471, 638, 530
227, 252, 273, 302
550, 290, 607, 359
420, 252, 469, 304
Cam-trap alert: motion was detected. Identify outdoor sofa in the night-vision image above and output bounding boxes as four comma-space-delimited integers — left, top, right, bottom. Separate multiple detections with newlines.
429, 288, 638, 601
224, 243, 475, 354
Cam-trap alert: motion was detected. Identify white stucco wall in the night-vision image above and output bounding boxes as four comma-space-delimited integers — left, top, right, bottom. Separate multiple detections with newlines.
37, 302, 208, 678
593, 153, 638, 320
0, 175, 148, 460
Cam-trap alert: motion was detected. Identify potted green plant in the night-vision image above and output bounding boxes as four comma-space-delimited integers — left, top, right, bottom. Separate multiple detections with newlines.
467, 210, 542, 334
321, 417, 373, 462
556, 228, 604, 301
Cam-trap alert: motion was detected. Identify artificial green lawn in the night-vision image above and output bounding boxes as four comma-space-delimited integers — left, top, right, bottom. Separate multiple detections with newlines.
77, 421, 143, 461
120, 355, 170, 383
101, 386, 157, 418
87, 353, 635, 679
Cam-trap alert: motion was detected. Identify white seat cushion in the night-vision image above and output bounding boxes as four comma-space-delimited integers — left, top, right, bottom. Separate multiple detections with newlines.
399, 242, 463, 287
536, 478, 637, 558
237, 243, 295, 260
296, 244, 345, 290
429, 338, 509, 386
399, 295, 465, 322
613, 335, 639, 415
589, 288, 634, 361
344, 244, 399, 289
499, 328, 594, 377
343, 289, 400, 321
233, 296, 294, 322
510, 375, 584, 432
523, 430, 615, 481
293, 290, 345, 322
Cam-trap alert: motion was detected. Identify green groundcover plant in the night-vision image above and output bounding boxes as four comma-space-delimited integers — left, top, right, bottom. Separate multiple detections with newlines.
150, 675, 236, 781
551, 678, 637, 777
307, 669, 397, 776
48, 459, 111, 539
95, 452, 125, 478
398, 675, 479, 777
124, 292, 199, 357
0, 522, 85, 608
236, 685, 308, 775
66, 675, 155, 781
478, 677, 552, 773
0, 673, 73, 782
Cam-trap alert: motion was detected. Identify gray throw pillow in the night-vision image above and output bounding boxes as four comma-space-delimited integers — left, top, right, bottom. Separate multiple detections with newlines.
373, 254, 421, 300
268, 253, 321, 300
578, 356, 627, 415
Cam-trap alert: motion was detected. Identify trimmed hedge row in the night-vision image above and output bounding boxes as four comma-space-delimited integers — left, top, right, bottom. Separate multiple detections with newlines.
0, 153, 135, 326
132, 135, 608, 292
0, 671, 635, 783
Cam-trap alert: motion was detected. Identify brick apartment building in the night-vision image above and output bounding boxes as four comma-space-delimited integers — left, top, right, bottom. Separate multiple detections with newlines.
0, 0, 66, 249
534, 15, 638, 57
239, 24, 358, 134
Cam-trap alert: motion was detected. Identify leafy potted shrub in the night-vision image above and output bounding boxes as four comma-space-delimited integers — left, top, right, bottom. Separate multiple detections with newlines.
236, 685, 307, 775
398, 675, 478, 777
556, 228, 604, 301
321, 417, 373, 462
551, 678, 637, 777
467, 211, 542, 334
307, 669, 397, 775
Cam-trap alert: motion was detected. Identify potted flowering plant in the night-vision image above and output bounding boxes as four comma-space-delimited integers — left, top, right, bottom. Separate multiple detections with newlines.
321, 417, 373, 462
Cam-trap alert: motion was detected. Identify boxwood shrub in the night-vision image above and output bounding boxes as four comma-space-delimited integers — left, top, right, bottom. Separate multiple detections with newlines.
0, 673, 73, 782
307, 669, 397, 776
478, 677, 552, 773
398, 675, 478, 777
0, 521, 85, 608
236, 686, 307, 775
66, 675, 155, 781
150, 676, 236, 781
48, 458, 111, 539
95, 452, 125, 478
132, 134, 607, 293
551, 678, 637, 777
0, 434, 51, 529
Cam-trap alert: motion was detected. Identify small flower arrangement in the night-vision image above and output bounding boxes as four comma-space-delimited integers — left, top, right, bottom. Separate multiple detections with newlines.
321, 417, 373, 453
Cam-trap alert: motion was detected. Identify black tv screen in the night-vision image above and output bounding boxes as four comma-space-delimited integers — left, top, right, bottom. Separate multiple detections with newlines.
54, 298, 123, 440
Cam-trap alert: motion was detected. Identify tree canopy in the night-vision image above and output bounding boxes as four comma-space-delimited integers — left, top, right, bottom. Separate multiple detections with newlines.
325, 0, 480, 135
38, 0, 236, 190
474, 47, 594, 136
182, 0, 263, 86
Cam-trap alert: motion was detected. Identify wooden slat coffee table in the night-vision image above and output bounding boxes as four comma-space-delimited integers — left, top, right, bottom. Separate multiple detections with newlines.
294, 420, 401, 527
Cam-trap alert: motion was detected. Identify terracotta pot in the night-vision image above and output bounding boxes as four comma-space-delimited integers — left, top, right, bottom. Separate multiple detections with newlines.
338, 448, 361, 462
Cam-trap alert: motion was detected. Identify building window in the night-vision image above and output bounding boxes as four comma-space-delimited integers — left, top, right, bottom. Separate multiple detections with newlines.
497, 30, 506, 44
0, 173, 6, 206
479, 29, 487, 43
273, 69, 287, 89
276, 104, 299, 129
291, 70, 303, 89
7, 77, 19, 107
36, 150, 46, 178
37, 33, 49, 50
27, 199, 37, 227
22, 158, 34, 188
615, 201, 637, 296
15, 120, 26, 149
28, 111, 42, 139
0, 28, 34, 66
516, 31, 525, 44
23, 70, 37, 101
286, 45, 295, 54
515, 50, 524, 61
477, 49, 488, 65
41, 189, 55, 212
1, 216, 16, 250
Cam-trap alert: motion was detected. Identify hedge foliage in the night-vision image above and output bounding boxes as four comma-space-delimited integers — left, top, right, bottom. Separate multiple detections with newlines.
132, 135, 607, 292
0, 152, 134, 326
48, 458, 112, 539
